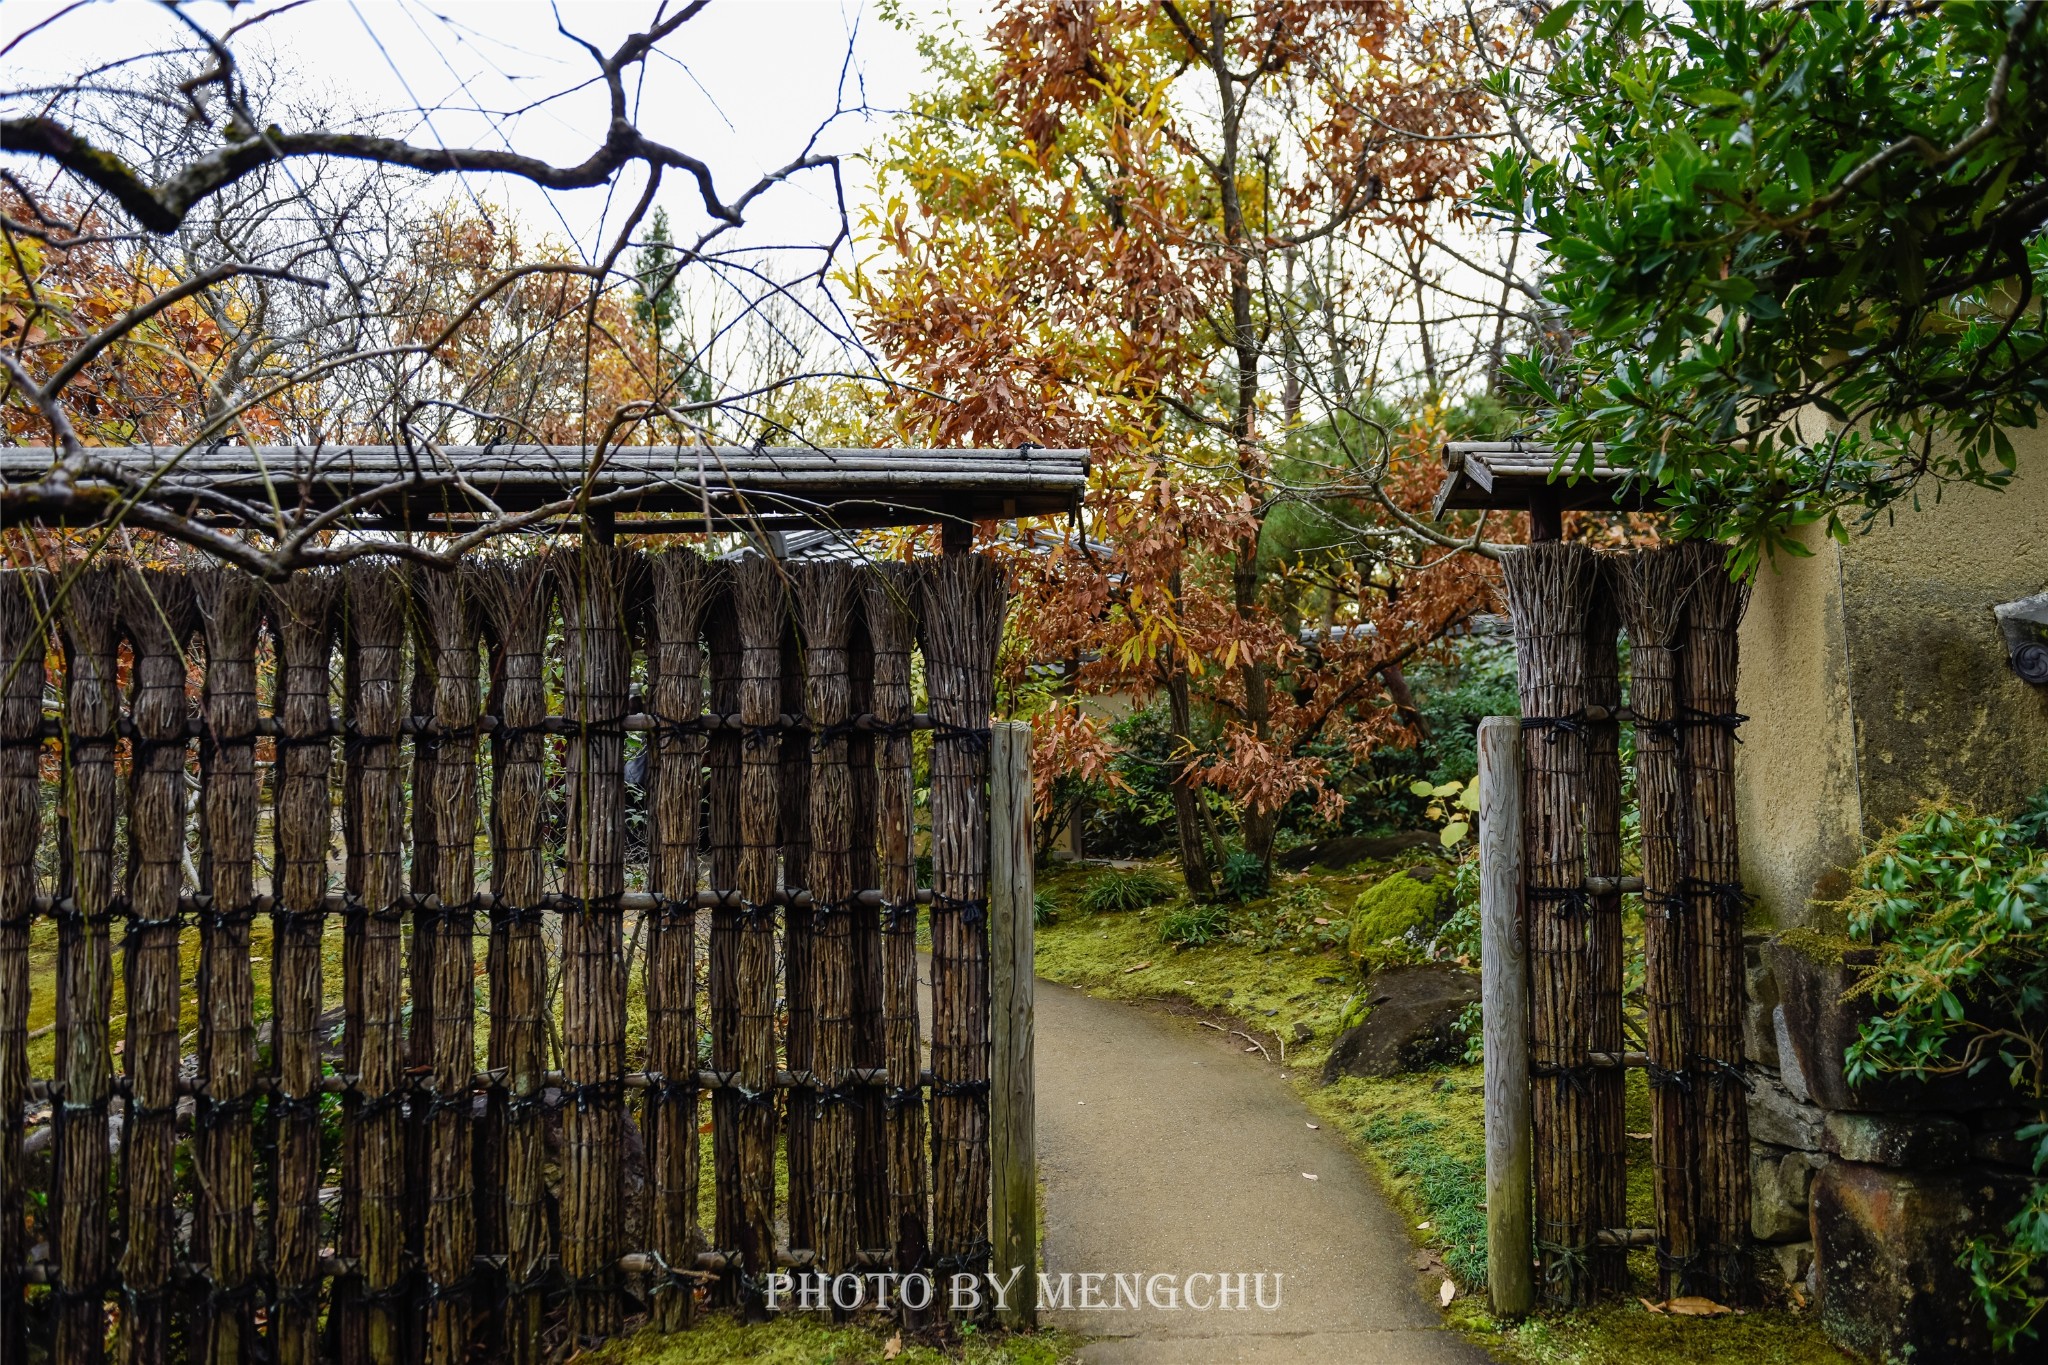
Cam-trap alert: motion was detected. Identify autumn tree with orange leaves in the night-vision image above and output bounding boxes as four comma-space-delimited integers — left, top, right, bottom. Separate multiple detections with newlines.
861, 0, 1537, 889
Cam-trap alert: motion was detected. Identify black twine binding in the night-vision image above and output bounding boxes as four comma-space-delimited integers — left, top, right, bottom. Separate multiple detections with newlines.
1520, 712, 1586, 742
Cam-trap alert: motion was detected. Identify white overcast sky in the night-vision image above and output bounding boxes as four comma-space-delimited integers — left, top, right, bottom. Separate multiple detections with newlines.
2, 0, 986, 263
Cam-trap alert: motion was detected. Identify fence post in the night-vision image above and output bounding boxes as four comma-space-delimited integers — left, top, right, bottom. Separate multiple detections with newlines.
1479, 716, 1533, 1318
989, 720, 1038, 1328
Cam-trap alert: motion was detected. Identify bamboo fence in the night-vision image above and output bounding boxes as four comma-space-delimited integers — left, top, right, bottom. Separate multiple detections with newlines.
1497, 542, 1755, 1308
0, 545, 1013, 1360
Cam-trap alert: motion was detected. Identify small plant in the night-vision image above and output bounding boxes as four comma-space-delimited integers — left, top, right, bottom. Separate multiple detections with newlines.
1033, 889, 1058, 927
1159, 901, 1228, 948
1410, 776, 1481, 848
1232, 883, 1343, 953
1079, 865, 1175, 914
1217, 848, 1269, 902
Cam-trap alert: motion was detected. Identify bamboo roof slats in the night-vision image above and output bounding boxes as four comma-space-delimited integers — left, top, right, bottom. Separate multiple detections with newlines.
1617, 547, 1706, 1299
192, 567, 262, 1365
54, 568, 119, 1365
1679, 544, 1755, 1305
918, 554, 1009, 1301
1501, 543, 1602, 1308
267, 571, 338, 1365
116, 566, 196, 1365
643, 552, 712, 1331
867, 564, 930, 1290
340, 562, 410, 1362
1432, 441, 1658, 520
0, 444, 1091, 529
0, 570, 43, 1362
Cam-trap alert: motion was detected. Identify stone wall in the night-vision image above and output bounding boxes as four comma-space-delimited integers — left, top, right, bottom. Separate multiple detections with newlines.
1743, 933, 2038, 1361
1737, 453, 2048, 929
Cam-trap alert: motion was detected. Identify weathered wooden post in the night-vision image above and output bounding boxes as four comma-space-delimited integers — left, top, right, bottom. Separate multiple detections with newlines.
989, 719, 1038, 1328
1479, 716, 1533, 1318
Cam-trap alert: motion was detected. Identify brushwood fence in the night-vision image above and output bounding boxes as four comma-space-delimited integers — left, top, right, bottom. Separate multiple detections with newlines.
0, 545, 1020, 1363
1482, 541, 1753, 1314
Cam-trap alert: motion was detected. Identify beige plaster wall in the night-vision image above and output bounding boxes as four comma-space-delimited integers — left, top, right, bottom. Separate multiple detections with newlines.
1737, 442, 2048, 927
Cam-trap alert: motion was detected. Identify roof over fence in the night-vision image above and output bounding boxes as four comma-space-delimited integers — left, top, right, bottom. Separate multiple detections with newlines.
0, 444, 1090, 534
1433, 440, 1655, 521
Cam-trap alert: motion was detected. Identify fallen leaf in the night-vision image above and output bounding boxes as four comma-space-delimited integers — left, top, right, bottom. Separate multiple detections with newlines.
884, 1332, 903, 1359
1665, 1296, 1732, 1317
1626, 1130, 1653, 1141
1182, 979, 1196, 986
1123, 960, 1152, 974
1417, 1221, 1431, 1230
1312, 917, 1330, 925
1639, 1297, 1666, 1315
1306, 1122, 1319, 1130
1301, 1172, 1318, 1181
1439, 1278, 1456, 1307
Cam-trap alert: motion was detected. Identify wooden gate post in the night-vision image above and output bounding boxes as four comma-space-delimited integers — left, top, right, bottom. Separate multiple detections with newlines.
1479, 716, 1533, 1318
989, 720, 1038, 1328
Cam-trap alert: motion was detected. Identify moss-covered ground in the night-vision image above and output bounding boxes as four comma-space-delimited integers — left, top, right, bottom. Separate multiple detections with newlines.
1034, 857, 1852, 1365
587, 1313, 1078, 1364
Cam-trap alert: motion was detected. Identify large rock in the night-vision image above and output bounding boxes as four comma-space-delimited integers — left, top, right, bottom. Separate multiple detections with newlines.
1822, 1112, 1968, 1169
1320, 964, 1478, 1083
1346, 866, 1446, 970
1769, 934, 2010, 1113
1813, 1160, 2037, 1363
1277, 830, 1435, 871
1751, 1142, 1820, 1243
1748, 1067, 1827, 1152
1745, 935, 1781, 1070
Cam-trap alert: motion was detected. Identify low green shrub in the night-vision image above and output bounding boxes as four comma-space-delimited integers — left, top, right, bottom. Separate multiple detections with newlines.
1842, 794, 2048, 1351
1033, 890, 1058, 927
1217, 849, 1269, 902
1079, 865, 1175, 914
1159, 901, 1230, 948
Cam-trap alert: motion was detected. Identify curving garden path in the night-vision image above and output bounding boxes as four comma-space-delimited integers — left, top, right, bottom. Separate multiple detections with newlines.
1032, 979, 1492, 1364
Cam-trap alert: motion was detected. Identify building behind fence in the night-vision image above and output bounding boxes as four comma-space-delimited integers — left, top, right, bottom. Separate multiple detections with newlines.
0, 545, 1014, 1363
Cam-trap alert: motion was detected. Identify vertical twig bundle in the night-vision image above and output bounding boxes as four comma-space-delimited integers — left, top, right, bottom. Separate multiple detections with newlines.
797, 562, 859, 1278
865, 564, 929, 1282
644, 551, 714, 1329
780, 610, 815, 1254
267, 571, 338, 1365
474, 557, 554, 1361
558, 543, 636, 1341
847, 602, 888, 1252
918, 552, 1008, 1295
411, 566, 482, 1361
54, 567, 120, 1365
117, 566, 196, 1365
1678, 542, 1753, 1304
731, 554, 785, 1309
1580, 561, 1628, 1296
0, 570, 46, 1361
704, 585, 743, 1284
340, 562, 409, 1363
193, 567, 262, 1365
1500, 543, 1599, 1308
1617, 547, 1702, 1298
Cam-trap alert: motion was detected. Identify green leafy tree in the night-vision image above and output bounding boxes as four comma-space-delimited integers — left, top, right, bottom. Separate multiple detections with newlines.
1492, 0, 2048, 573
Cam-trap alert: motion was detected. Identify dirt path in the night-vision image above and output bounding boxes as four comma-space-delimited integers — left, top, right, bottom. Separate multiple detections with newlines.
1033, 979, 1492, 1364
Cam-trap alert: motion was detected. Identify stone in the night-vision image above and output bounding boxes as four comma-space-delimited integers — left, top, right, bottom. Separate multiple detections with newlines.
1319, 964, 1479, 1083
1772, 1006, 1811, 1103
1745, 946, 1781, 1070
1747, 1067, 1826, 1152
1822, 1112, 1968, 1169
1750, 1143, 1820, 1242
1770, 934, 2010, 1112
1813, 1160, 2036, 1363
1276, 830, 1435, 871
1771, 1240, 1815, 1287
1345, 868, 1446, 971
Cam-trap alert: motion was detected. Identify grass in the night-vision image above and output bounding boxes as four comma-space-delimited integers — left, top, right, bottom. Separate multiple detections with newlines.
588, 1312, 1079, 1364
1034, 857, 1853, 1365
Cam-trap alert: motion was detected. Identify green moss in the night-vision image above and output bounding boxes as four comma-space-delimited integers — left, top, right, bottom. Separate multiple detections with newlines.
1346, 868, 1444, 969
1470, 1307, 1852, 1364
587, 1312, 1078, 1364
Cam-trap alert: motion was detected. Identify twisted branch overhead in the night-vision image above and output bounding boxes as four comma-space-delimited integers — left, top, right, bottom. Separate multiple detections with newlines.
0, 8, 826, 237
